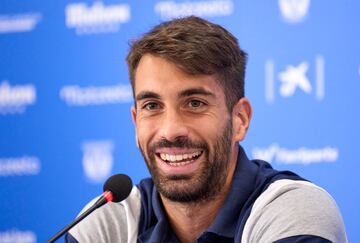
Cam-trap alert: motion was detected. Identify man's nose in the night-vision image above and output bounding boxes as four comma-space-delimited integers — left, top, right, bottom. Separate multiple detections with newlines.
159, 109, 189, 142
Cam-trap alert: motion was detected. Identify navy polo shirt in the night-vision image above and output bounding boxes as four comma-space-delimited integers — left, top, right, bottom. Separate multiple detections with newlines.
136, 145, 307, 242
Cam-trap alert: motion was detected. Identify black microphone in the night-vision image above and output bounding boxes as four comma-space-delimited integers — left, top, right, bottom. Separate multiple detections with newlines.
47, 174, 133, 243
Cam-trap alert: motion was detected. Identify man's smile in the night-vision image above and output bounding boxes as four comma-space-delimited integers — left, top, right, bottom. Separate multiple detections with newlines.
158, 150, 203, 165
153, 148, 204, 172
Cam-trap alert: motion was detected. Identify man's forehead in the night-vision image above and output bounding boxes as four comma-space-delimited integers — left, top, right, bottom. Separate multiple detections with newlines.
134, 55, 223, 97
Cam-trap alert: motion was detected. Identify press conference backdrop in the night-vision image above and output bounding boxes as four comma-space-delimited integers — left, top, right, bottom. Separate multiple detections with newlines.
0, 0, 359, 242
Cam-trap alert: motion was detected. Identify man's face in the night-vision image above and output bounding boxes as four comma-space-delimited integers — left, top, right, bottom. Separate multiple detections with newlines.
131, 54, 236, 203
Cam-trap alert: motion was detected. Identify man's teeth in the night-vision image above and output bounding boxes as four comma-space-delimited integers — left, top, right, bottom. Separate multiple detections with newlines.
160, 151, 201, 162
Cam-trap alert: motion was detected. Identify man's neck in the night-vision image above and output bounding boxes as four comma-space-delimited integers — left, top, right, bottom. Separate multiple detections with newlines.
160, 145, 239, 243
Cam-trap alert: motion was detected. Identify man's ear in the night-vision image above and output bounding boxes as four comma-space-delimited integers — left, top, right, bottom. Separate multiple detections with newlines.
131, 106, 139, 147
232, 97, 252, 142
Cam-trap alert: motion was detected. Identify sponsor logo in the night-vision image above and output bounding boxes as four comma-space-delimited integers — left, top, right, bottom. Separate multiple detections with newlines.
82, 140, 114, 183
0, 156, 40, 176
265, 56, 325, 103
155, 0, 233, 20
252, 143, 338, 165
60, 83, 132, 106
0, 13, 42, 34
278, 0, 310, 23
65, 1, 130, 35
0, 81, 36, 114
0, 229, 36, 243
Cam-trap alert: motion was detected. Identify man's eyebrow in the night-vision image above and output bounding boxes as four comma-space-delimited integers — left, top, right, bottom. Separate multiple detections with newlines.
135, 91, 161, 101
178, 88, 216, 98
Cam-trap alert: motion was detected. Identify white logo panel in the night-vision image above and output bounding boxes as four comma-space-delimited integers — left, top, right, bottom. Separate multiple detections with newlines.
65, 1, 131, 35
0, 13, 42, 34
81, 140, 114, 183
0, 229, 37, 243
278, 0, 310, 23
0, 81, 36, 115
60, 83, 132, 106
155, 0, 233, 20
0, 156, 41, 176
252, 143, 338, 165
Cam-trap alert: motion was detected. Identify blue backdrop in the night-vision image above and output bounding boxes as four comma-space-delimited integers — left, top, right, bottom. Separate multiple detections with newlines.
1, 0, 359, 242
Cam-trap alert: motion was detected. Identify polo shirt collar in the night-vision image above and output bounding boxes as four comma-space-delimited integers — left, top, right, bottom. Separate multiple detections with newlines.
205, 145, 258, 238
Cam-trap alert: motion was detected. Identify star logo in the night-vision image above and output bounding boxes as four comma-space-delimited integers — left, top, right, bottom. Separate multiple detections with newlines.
278, 62, 312, 97
265, 56, 325, 103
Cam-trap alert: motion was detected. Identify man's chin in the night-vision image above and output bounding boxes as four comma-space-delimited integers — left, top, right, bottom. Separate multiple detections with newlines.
154, 175, 208, 203
158, 186, 204, 203
156, 174, 194, 191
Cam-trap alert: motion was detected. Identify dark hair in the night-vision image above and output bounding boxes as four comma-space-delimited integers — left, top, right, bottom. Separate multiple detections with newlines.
126, 16, 247, 111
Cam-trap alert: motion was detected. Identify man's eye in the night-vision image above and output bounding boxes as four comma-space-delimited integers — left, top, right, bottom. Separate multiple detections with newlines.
189, 100, 204, 108
144, 102, 159, 110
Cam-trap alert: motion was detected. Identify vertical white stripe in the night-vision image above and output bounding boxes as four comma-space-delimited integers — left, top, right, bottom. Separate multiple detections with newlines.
265, 60, 275, 104
315, 56, 325, 100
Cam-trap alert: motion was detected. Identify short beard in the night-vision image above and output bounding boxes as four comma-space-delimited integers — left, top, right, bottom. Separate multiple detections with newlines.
139, 119, 233, 203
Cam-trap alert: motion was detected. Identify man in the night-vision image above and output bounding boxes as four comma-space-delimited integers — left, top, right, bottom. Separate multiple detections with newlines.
67, 16, 347, 242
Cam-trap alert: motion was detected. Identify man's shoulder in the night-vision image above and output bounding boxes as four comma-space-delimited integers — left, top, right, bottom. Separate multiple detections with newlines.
242, 179, 348, 243
66, 186, 142, 243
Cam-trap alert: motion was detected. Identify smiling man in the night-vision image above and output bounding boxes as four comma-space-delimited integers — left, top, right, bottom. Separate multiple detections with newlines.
67, 16, 347, 243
